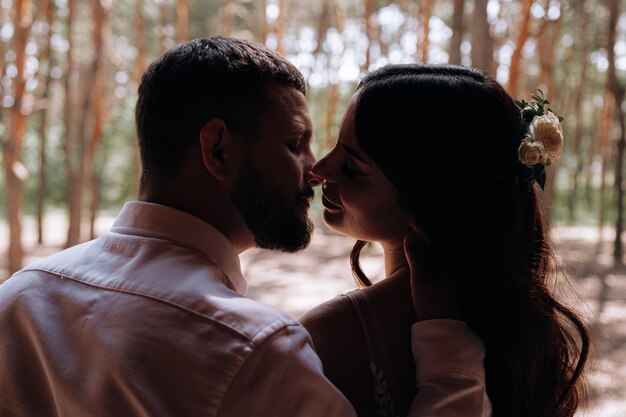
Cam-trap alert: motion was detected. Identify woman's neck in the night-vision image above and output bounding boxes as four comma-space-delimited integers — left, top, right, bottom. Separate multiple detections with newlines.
381, 240, 409, 278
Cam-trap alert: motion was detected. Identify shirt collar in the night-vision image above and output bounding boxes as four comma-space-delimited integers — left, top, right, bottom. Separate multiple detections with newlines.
111, 201, 247, 295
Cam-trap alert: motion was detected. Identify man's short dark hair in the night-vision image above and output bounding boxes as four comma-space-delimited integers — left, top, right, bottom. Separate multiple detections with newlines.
135, 36, 306, 185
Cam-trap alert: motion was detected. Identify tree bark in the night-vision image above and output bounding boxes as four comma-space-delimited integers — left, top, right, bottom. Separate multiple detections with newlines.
275, 0, 287, 54
36, 0, 55, 245
507, 0, 532, 95
221, 0, 233, 35
363, 0, 373, 71
260, 0, 268, 43
64, 0, 82, 247
607, 0, 626, 264
2, 0, 33, 273
470, 0, 493, 73
565, 0, 589, 223
536, 2, 563, 228
418, 0, 433, 62
158, 1, 168, 53
597, 89, 613, 244
315, 0, 331, 54
176, 0, 189, 42
448, 0, 465, 65
134, 0, 145, 194
89, 75, 107, 240
78, 0, 107, 242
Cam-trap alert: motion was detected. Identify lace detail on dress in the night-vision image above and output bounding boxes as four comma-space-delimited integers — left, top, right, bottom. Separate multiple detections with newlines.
370, 362, 400, 417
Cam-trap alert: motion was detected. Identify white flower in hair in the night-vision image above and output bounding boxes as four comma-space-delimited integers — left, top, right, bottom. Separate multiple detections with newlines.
529, 111, 563, 163
518, 136, 548, 167
514, 89, 565, 190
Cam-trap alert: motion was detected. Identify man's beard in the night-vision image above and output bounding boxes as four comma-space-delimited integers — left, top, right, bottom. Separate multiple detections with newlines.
231, 163, 313, 252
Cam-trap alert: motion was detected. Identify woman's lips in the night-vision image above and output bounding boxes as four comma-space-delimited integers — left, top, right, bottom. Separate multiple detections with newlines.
322, 194, 342, 211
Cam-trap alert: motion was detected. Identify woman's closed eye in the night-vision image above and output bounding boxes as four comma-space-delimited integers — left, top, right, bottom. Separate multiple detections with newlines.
341, 160, 364, 178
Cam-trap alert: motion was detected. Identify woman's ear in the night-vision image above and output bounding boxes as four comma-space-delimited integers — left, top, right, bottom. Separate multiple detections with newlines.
198, 118, 238, 181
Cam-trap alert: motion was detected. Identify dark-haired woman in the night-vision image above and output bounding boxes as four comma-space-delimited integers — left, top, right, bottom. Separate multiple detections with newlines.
301, 64, 589, 417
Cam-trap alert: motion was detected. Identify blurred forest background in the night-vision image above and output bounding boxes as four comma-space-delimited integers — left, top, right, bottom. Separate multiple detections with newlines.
0, 0, 625, 273
0, 0, 625, 414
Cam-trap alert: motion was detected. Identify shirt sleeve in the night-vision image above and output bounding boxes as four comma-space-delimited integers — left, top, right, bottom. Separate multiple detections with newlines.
408, 320, 493, 417
218, 320, 491, 417
217, 323, 357, 417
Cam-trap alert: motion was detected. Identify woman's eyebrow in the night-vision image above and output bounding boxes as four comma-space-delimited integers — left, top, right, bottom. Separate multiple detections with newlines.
341, 143, 367, 162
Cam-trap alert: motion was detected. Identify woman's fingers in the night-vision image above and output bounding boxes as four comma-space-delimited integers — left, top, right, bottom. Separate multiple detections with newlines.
403, 228, 463, 321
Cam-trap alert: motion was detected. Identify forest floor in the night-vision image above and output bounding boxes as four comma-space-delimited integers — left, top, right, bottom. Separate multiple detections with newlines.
0, 212, 624, 416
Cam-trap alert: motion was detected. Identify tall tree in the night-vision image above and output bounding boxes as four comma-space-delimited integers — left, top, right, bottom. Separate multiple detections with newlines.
259, 0, 268, 43
566, 0, 590, 223
221, 0, 233, 35
607, 0, 626, 263
507, 0, 532, 95
418, 0, 433, 62
470, 0, 493, 73
78, 0, 107, 241
35, 0, 56, 244
158, 1, 168, 53
597, 88, 613, 244
2, 0, 34, 272
176, 0, 189, 42
448, 0, 465, 65
362, 0, 373, 71
536, 0, 563, 227
64, 0, 81, 247
275, 0, 287, 54
133, 0, 145, 193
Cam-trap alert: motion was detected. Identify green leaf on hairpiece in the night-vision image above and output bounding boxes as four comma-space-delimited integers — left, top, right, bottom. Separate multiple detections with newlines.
558, 116, 564, 123
538, 88, 544, 96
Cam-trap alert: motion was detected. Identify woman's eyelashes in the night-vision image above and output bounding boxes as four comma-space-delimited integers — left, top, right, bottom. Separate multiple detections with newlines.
340, 160, 364, 177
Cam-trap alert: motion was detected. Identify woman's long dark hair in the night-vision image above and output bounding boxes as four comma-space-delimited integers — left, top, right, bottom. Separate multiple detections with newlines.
350, 64, 589, 417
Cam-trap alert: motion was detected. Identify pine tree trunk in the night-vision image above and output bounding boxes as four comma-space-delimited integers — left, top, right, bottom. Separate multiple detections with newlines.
470, 0, 493, 73
507, 0, 532, 95
607, 0, 626, 264
2, 0, 33, 273
36, 0, 55, 245
221, 0, 233, 35
260, 0, 268, 44
448, 0, 465, 65
418, 0, 433, 62
134, 0, 145, 194
363, 0, 373, 71
64, 0, 82, 247
597, 89, 613, 245
78, 0, 107, 242
176, 0, 189, 42
158, 1, 168, 53
275, 0, 287, 54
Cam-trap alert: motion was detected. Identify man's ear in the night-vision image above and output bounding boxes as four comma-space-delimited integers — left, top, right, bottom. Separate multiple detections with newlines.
199, 118, 238, 181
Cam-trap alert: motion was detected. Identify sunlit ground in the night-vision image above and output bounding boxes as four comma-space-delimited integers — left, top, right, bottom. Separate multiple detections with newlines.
1, 211, 624, 416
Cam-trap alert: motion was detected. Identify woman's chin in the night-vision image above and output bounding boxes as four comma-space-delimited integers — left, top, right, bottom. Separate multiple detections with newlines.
322, 209, 344, 232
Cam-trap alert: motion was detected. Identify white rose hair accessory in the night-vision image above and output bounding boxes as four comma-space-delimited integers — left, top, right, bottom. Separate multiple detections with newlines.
515, 89, 564, 190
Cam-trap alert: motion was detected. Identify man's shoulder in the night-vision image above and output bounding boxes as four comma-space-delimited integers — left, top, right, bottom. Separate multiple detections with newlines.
4, 237, 301, 345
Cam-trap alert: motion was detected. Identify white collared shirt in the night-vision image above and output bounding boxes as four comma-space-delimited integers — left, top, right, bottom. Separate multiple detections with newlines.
0, 201, 490, 417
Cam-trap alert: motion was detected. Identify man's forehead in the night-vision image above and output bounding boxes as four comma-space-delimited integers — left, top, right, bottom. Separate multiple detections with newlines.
265, 85, 312, 129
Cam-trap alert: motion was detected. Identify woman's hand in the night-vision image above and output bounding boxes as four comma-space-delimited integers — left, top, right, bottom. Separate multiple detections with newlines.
403, 228, 463, 321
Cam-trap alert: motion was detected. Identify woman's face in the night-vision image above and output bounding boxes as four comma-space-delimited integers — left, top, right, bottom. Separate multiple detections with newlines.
312, 94, 410, 243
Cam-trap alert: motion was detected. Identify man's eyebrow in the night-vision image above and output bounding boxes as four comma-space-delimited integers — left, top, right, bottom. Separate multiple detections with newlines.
290, 121, 312, 140
342, 143, 366, 162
